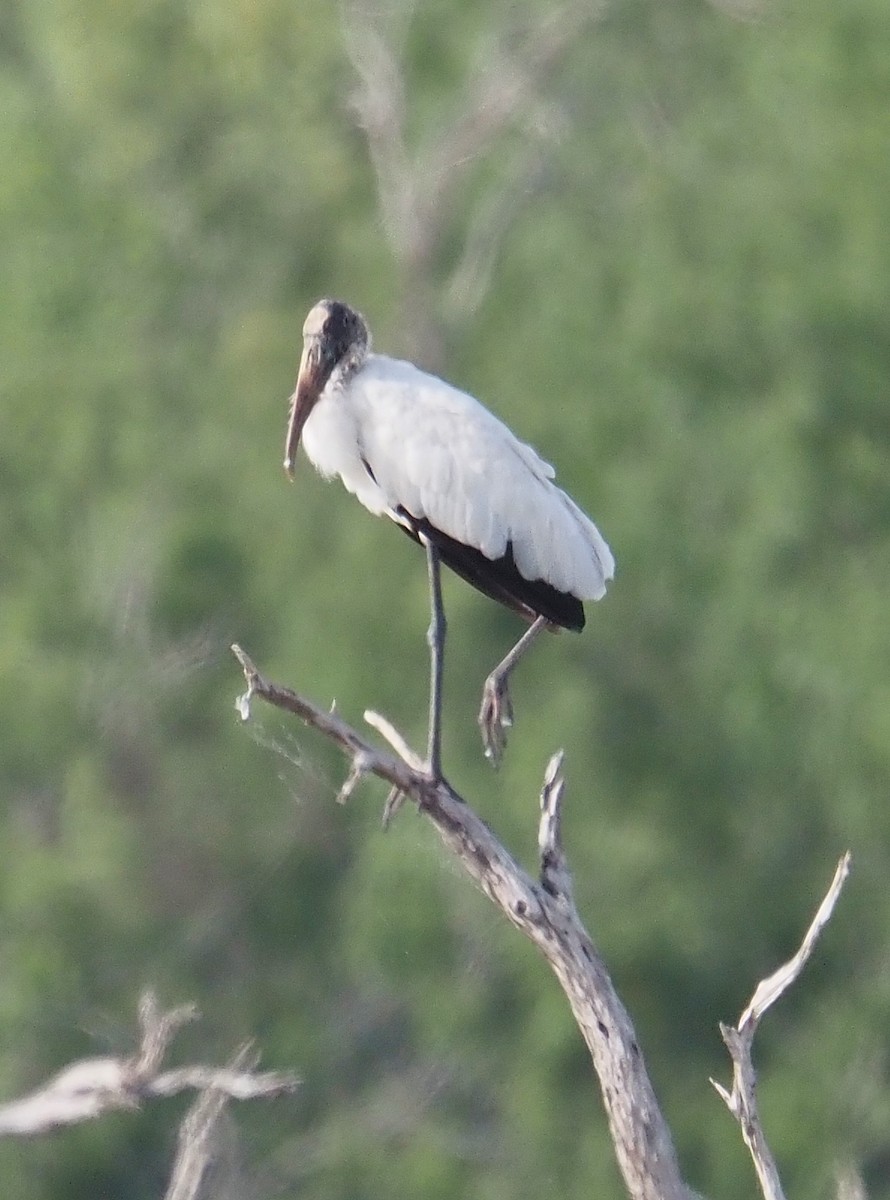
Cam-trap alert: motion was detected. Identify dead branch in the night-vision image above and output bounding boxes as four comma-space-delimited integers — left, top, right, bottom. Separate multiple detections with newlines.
164, 1044, 259, 1200
232, 644, 691, 1200
835, 1160, 867, 1200
0, 991, 298, 1138
711, 852, 852, 1200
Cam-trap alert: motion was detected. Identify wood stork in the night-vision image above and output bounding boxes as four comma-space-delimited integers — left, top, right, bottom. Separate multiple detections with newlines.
284, 299, 614, 779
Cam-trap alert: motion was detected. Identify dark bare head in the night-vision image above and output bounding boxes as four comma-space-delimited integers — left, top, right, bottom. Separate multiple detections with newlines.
284, 300, 371, 478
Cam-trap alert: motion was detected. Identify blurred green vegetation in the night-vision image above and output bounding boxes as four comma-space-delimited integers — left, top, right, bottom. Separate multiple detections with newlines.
1, 0, 888, 1196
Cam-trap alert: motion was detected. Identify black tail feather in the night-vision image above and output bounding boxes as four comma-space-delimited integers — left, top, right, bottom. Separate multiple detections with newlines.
395, 510, 585, 632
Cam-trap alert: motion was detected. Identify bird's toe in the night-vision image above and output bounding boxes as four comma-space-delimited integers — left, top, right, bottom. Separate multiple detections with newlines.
479, 677, 511, 766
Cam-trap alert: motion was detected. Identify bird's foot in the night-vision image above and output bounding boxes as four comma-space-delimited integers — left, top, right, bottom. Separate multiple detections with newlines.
479, 673, 514, 766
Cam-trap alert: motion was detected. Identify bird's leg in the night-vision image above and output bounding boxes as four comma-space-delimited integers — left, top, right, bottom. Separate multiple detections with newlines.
423, 537, 446, 782
479, 616, 548, 766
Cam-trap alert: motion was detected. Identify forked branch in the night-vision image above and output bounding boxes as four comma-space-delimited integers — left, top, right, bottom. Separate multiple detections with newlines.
232, 644, 689, 1200
711, 852, 853, 1200
0, 992, 296, 1137
233, 644, 853, 1200
0, 991, 297, 1200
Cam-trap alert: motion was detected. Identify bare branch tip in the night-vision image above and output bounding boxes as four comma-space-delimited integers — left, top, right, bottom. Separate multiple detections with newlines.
837, 848, 853, 882
337, 751, 374, 805
138, 990, 160, 1024
228, 1042, 260, 1072
541, 748, 566, 808
168, 1003, 201, 1032
231, 644, 262, 720
230, 643, 255, 676
364, 710, 425, 771
738, 848, 853, 1032
381, 786, 408, 829
545, 747, 565, 779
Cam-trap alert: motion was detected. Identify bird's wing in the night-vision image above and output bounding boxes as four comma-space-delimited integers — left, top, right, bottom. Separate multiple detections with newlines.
356, 357, 614, 600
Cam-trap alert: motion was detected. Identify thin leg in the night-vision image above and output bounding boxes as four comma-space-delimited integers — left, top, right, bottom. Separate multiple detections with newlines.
479, 615, 548, 766
424, 538, 446, 781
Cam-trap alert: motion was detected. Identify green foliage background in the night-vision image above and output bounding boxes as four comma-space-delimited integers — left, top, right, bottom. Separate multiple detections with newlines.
1, 0, 888, 1196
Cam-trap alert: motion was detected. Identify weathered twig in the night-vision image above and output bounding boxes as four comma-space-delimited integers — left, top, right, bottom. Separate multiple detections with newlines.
163, 1044, 260, 1200
835, 1160, 867, 1200
365, 707, 427, 826
232, 644, 690, 1200
711, 851, 853, 1200
165, 1080, 233, 1200
0, 990, 298, 1138
134, 991, 198, 1078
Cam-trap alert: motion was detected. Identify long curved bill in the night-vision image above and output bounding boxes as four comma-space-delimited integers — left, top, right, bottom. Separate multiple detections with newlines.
283, 343, 327, 479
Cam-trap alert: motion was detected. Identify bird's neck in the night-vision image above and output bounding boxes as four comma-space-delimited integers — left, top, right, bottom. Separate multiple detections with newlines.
330, 345, 369, 391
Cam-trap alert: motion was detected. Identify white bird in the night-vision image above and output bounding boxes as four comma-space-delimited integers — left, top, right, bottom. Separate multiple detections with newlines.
284, 299, 614, 778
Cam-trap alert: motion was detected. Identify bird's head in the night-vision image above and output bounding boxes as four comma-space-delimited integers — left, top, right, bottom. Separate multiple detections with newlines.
284, 299, 370, 478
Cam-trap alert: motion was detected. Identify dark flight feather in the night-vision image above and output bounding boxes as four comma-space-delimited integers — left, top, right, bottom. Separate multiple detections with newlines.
395, 509, 585, 632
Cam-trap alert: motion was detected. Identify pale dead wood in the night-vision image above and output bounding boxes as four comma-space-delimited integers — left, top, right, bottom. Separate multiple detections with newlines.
834, 1160, 867, 1200
365, 708, 425, 826
165, 1083, 231, 1200
164, 1044, 258, 1200
232, 644, 691, 1200
0, 991, 297, 1138
711, 852, 852, 1200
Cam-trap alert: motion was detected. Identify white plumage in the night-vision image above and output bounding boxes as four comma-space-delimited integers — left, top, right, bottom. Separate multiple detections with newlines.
283, 298, 615, 772
299, 349, 614, 602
